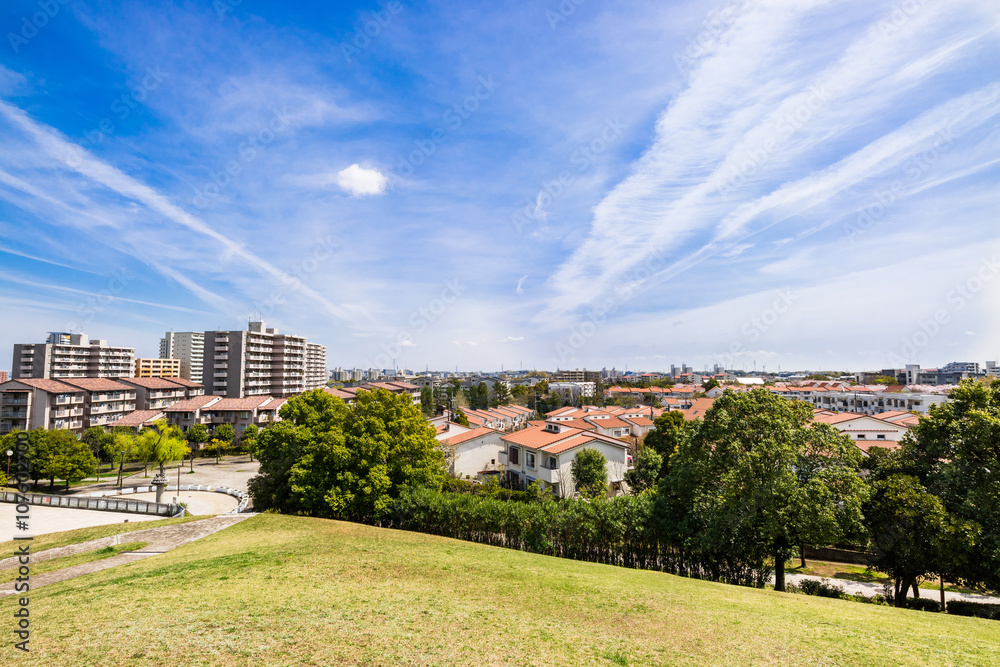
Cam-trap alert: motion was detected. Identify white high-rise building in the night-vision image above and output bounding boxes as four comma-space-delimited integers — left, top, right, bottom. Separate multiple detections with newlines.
12, 332, 134, 380
160, 332, 205, 384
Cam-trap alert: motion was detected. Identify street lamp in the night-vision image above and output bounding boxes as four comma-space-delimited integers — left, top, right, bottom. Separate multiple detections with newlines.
5, 450, 12, 487
116, 450, 125, 492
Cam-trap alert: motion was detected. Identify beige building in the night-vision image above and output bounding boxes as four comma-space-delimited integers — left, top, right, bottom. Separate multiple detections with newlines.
202, 321, 327, 398
135, 357, 181, 377
0, 377, 137, 433
12, 332, 134, 380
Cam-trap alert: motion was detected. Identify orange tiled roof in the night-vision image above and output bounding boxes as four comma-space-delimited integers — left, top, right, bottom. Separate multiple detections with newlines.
442, 427, 499, 446
117, 377, 188, 390
162, 395, 222, 412
1, 378, 83, 393
210, 396, 275, 411
58, 378, 133, 392
110, 410, 165, 428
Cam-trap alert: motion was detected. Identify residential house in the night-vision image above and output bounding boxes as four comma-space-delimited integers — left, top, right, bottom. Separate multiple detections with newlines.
500, 423, 631, 498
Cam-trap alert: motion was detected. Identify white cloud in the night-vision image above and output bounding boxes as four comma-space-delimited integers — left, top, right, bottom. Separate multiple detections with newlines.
336, 164, 388, 197
500, 336, 524, 343
516, 275, 528, 295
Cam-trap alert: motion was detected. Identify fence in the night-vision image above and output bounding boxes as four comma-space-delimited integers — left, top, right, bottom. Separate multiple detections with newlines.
1, 490, 183, 517
88, 485, 250, 514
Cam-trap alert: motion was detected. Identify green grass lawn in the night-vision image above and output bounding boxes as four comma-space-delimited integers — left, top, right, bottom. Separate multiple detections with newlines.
0, 541, 147, 583
0, 514, 205, 559
2, 514, 998, 666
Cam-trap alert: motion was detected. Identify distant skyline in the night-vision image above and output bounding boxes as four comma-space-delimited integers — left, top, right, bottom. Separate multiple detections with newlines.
1, 0, 998, 373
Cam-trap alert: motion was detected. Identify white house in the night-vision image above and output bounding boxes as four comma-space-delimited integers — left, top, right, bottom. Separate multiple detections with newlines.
812, 410, 908, 453
500, 423, 630, 498
439, 426, 505, 479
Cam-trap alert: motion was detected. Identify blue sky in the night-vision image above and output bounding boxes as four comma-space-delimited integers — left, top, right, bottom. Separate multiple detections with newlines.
1, 0, 998, 374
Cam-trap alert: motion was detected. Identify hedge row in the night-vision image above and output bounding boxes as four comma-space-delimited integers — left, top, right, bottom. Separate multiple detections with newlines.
392, 487, 770, 587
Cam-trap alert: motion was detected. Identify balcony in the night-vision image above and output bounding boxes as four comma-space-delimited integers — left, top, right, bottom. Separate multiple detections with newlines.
1, 396, 28, 405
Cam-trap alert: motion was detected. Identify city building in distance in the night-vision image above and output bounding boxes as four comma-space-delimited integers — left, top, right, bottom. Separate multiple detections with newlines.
159, 331, 205, 383
12, 332, 134, 380
203, 321, 327, 398
135, 357, 181, 378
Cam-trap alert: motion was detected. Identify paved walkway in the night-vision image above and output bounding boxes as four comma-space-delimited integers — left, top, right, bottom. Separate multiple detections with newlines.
0, 503, 162, 542
76, 455, 259, 498
0, 513, 254, 598
773, 572, 1000, 604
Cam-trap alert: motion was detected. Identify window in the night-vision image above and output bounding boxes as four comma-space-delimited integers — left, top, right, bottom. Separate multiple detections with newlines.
876, 434, 885, 440
613, 429, 622, 437
548, 456, 557, 469
526, 452, 536, 469
509, 447, 519, 465
857, 434, 866, 439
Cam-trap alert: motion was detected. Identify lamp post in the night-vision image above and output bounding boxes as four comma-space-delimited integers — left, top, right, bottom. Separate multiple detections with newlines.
5, 450, 12, 487
116, 450, 125, 492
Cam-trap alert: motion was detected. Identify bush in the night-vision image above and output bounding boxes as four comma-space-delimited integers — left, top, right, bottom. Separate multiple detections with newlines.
946, 600, 1000, 620
903, 597, 940, 612
799, 579, 847, 599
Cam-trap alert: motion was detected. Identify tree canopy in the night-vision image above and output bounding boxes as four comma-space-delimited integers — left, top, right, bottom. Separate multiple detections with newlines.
250, 388, 445, 523
570, 448, 608, 498
657, 388, 866, 590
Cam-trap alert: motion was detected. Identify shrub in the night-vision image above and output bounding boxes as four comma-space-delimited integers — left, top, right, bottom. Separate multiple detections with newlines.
903, 597, 940, 613
946, 601, 1000, 620
798, 579, 847, 599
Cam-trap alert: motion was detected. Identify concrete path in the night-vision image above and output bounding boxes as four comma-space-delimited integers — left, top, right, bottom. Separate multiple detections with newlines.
0, 503, 162, 542
77, 455, 259, 498
0, 513, 254, 598
773, 572, 1000, 605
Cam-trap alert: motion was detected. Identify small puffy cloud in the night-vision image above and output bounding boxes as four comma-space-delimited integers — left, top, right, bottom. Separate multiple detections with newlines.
336, 164, 387, 196
399, 339, 416, 347
500, 336, 524, 343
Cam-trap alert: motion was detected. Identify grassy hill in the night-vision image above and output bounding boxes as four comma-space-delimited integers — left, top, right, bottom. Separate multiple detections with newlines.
3, 513, 999, 666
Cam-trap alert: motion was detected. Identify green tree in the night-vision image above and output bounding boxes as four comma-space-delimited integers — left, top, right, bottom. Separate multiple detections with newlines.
250, 388, 445, 523
864, 473, 975, 605
642, 410, 694, 479
570, 448, 608, 498
873, 375, 896, 385
624, 446, 662, 493
213, 423, 235, 464
242, 424, 260, 461
46, 438, 98, 491
887, 380, 1000, 593
148, 420, 190, 476
420, 386, 434, 416
661, 388, 866, 591
453, 408, 470, 427
186, 423, 209, 451
493, 382, 511, 406
702, 378, 720, 391
81, 426, 111, 473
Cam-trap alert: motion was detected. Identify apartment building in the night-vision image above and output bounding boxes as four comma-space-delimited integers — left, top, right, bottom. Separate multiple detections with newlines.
0, 371, 8, 383
202, 321, 328, 398
0, 378, 86, 433
162, 394, 286, 440
135, 357, 180, 378
0, 377, 137, 433
551, 369, 602, 384
12, 332, 134, 380
159, 332, 205, 384
305, 342, 327, 389
116, 376, 205, 411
